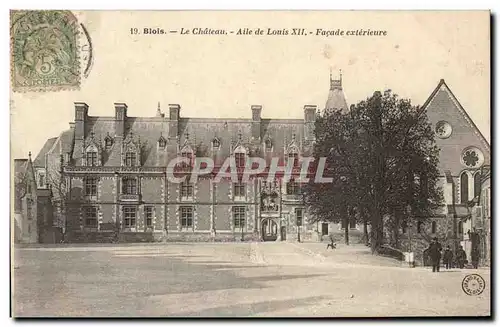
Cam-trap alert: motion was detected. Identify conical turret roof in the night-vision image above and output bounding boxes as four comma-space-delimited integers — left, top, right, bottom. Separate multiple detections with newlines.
325, 70, 348, 114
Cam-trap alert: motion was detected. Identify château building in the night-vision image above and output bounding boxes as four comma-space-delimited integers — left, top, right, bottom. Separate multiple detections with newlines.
14, 73, 346, 243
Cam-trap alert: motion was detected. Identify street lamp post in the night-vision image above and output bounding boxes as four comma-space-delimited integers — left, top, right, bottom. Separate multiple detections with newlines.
406, 204, 415, 268
298, 192, 305, 243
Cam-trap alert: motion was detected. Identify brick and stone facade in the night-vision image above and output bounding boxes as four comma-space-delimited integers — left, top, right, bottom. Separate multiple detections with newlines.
29, 74, 344, 243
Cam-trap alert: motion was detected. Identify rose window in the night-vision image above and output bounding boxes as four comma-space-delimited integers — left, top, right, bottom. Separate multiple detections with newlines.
461, 147, 484, 168
435, 121, 452, 139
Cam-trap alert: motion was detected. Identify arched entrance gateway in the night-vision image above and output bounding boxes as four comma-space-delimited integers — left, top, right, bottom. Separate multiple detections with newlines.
261, 218, 278, 241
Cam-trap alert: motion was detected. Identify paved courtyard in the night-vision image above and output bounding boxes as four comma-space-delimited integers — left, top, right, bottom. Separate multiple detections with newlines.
12, 242, 490, 317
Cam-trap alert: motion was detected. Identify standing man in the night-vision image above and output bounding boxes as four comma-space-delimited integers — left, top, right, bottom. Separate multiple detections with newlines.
443, 245, 453, 269
456, 245, 467, 269
471, 246, 480, 269
429, 237, 443, 272
470, 229, 480, 269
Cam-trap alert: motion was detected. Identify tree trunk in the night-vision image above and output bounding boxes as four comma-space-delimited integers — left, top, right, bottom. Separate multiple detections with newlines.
393, 212, 401, 249
344, 215, 349, 245
370, 210, 384, 253
363, 219, 369, 245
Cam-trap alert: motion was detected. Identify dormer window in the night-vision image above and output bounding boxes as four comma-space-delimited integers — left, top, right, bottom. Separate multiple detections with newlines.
265, 139, 273, 152
85, 141, 100, 167
122, 132, 141, 167
105, 135, 113, 150
234, 145, 246, 168
286, 177, 300, 195
288, 151, 299, 168
235, 153, 245, 168
181, 150, 193, 167
125, 152, 137, 167
212, 138, 221, 150
158, 135, 167, 149
86, 150, 98, 167
180, 144, 194, 167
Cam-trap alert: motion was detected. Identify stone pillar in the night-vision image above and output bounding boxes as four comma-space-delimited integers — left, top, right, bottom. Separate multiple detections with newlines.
254, 178, 259, 234
210, 179, 216, 237
164, 171, 168, 237
114, 172, 120, 232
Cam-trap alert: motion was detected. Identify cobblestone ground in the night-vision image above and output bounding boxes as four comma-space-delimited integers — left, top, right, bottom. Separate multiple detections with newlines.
12, 242, 490, 317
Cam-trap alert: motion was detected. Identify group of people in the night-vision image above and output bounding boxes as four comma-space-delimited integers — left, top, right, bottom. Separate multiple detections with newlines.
426, 237, 478, 272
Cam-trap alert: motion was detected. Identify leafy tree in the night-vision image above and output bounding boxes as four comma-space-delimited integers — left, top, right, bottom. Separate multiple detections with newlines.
14, 167, 29, 212
46, 153, 68, 231
304, 90, 443, 253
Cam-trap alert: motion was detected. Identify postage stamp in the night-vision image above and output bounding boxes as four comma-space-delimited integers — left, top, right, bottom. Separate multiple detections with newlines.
10, 10, 81, 92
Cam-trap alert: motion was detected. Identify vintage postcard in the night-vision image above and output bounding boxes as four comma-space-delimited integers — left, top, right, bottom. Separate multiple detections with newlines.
10, 10, 491, 317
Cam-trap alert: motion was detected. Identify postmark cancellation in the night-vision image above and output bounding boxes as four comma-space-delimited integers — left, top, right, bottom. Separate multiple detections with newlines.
10, 10, 81, 92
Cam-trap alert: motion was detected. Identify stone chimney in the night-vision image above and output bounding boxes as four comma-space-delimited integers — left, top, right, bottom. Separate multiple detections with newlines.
74, 102, 88, 141
168, 104, 180, 139
251, 105, 262, 141
304, 104, 317, 141
114, 103, 128, 138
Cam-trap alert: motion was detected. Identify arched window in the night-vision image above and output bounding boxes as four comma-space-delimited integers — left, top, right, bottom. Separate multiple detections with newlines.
105, 135, 113, 149
460, 173, 469, 204
474, 173, 481, 199
431, 221, 437, 234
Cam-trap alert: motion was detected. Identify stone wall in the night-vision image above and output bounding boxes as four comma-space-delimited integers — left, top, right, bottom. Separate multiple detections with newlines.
67, 230, 118, 243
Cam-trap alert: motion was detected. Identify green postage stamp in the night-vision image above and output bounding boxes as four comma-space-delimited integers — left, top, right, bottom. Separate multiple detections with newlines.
10, 10, 80, 92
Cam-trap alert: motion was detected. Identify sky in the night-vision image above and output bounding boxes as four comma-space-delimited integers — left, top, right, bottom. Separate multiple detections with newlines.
10, 10, 490, 159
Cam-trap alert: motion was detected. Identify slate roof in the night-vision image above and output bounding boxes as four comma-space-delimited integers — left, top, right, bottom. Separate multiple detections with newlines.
447, 204, 472, 219
71, 112, 309, 167
14, 159, 28, 176
420, 79, 490, 175
33, 138, 57, 168
325, 73, 348, 114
